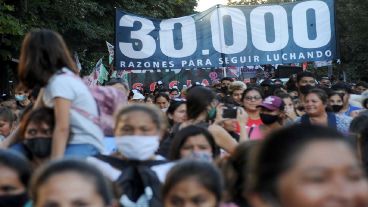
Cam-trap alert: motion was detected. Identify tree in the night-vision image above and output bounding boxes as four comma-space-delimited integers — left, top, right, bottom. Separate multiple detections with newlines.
0, 0, 197, 93
335, 0, 368, 81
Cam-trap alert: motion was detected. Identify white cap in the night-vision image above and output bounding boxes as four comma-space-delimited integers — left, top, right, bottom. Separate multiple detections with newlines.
132, 90, 145, 100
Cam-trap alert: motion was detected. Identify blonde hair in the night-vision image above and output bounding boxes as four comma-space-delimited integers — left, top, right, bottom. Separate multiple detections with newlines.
229, 81, 247, 94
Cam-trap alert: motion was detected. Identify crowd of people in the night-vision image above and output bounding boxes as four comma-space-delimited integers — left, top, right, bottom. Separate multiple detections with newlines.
1, 28, 368, 207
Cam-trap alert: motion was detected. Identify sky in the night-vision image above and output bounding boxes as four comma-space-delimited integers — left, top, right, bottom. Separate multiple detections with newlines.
196, 0, 229, 12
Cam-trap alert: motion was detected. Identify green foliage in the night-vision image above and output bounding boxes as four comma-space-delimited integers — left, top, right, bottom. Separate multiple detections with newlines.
335, 0, 368, 81
0, 0, 25, 60
0, 0, 197, 76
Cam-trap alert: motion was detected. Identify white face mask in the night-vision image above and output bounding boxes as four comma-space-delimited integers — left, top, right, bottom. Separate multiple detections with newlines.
115, 135, 160, 161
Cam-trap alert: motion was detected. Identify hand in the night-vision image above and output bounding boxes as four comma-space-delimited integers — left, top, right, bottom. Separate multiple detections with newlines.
237, 107, 248, 125
213, 103, 225, 125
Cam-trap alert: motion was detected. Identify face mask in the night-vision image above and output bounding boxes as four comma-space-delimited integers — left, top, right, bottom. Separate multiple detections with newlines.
299, 85, 314, 95
221, 86, 228, 93
0, 192, 28, 207
186, 151, 213, 162
207, 107, 217, 121
331, 105, 343, 113
115, 135, 159, 161
24, 138, 52, 158
15, 95, 26, 102
173, 94, 180, 99
260, 113, 279, 125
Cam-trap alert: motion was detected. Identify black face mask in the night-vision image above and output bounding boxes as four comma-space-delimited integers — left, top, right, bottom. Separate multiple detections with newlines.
24, 137, 52, 158
0, 192, 28, 207
221, 86, 228, 93
299, 85, 315, 95
331, 105, 343, 113
260, 113, 279, 125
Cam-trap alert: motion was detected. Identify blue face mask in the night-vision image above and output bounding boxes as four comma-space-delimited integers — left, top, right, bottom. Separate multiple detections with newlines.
15, 95, 26, 102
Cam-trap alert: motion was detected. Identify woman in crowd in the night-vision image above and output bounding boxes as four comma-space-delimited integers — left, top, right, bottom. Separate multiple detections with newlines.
0, 107, 16, 141
247, 124, 368, 207
298, 88, 352, 134
88, 104, 173, 207
169, 125, 220, 161
166, 100, 187, 128
30, 159, 116, 207
155, 93, 170, 111
228, 81, 247, 106
257, 96, 288, 137
278, 93, 298, 121
217, 142, 257, 207
16, 107, 55, 168
158, 100, 187, 158
14, 29, 104, 158
180, 86, 243, 153
241, 87, 264, 140
328, 91, 345, 114
162, 160, 223, 207
145, 94, 155, 104
350, 115, 368, 174
0, 149, 31, 207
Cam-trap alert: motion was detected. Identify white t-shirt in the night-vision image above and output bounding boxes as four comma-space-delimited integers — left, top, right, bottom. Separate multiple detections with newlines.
43, 68, 104, 152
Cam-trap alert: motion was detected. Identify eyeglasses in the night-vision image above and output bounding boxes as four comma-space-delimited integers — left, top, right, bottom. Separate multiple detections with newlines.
244, 96, 262, 101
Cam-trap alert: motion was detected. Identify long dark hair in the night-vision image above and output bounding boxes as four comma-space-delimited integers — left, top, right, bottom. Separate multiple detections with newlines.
18, 29, 78, 89
166, 100, 186, 126
186, 86, 215, 120
350, 115, 368, 174
247, 124, 351, 203
241, 87, 264, 102
162, 160, 223, 205
217, 141, 257, 206
18, 107, 55, 140
31, 159, 114, 206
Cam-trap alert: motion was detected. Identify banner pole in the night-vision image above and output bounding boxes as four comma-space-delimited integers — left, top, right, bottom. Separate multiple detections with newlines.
216, 4, 226, 74
114, 7, 117, 73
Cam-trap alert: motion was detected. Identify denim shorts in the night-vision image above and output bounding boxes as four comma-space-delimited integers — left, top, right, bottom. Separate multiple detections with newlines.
64, 144, 100, 158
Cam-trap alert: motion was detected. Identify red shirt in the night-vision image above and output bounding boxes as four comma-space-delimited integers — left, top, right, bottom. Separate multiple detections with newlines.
235, 118, 264, 140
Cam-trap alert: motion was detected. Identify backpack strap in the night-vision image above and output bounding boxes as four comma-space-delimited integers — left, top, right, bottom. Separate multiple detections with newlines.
57, 72, 101, 126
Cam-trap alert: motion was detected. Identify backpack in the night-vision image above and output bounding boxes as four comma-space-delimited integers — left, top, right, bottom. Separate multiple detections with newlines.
59, 71, 128, 136
95, 155, 166, 207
